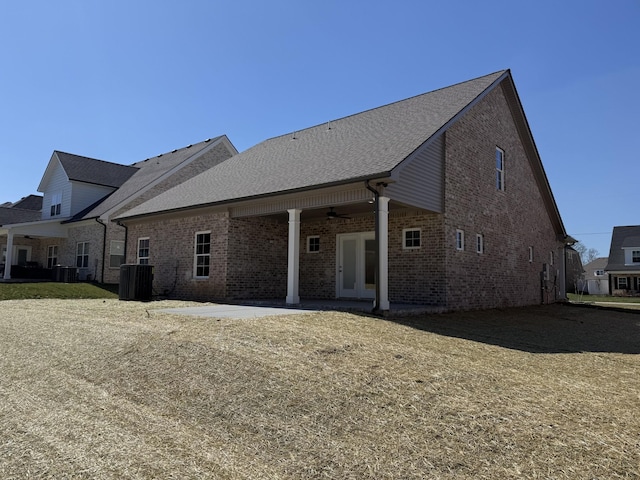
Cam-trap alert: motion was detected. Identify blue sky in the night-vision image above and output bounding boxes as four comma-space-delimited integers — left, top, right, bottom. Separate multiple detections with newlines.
1, 0, 638, 257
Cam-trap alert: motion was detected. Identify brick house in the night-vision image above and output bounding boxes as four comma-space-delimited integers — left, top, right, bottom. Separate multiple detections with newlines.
116, 70, 572, 312
605, 226, 640, 295
1, 137, 237, 282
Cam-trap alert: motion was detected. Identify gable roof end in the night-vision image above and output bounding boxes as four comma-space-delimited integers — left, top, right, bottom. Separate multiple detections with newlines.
116, 71, 515, 221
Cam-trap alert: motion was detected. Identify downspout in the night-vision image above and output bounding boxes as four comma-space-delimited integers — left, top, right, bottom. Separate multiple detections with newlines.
365, 180, 380, 313
95, 218, 107, 283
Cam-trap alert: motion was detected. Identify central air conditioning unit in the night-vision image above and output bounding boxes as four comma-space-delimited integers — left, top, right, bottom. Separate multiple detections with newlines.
119, 264, 154, 301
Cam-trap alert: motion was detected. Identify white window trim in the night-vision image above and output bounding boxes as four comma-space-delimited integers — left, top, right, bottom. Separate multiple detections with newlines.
456, 229, 465, 251
109, 240, 125, 269
496, 147, 505, 192
76, 242, 89, 269
47, 245, 59, 268
194, 231, 211, 279
307, 235, 320, 253
137, 237, 150, 265
476, 234, 484, 254
618, 277, 628, 288
402, 228, 421, 250
50, 192, 62, 217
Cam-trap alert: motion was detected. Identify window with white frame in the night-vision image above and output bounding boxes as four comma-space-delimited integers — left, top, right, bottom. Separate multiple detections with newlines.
476, 234, 484, 254
138, 238, 150, 264
403, 229, 421, 249
307, 235, 320, 253
456, 229, 465, 251
109, 240, 125, 268
194, 231, 211, 278
76, 242, 89, 268
50, 192, 62, 216
618, 277, 628, 289
633, 250, 640, 263
47, 245, 58, 268
528, 246, 534, 263
496, 147, 505, 191
595, 269, 605, 276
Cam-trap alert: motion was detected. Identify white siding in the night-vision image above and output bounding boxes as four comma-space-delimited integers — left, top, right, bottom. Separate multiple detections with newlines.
42, 165, 71, 219
70, 181, 115, 216
386, 134, 444, 213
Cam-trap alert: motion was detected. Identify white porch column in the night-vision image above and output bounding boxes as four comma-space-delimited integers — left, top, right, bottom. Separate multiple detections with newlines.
3, 230, 14, 280
286, 208, 301, 305
378, 196, 390, 311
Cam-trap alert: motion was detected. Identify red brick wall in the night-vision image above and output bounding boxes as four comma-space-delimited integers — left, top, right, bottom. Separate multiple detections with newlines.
126, 212, 230, 301
443, 84, 563, 310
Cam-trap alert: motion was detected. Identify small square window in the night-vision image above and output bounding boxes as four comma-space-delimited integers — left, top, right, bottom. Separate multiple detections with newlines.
456, 230, 465, 251
307, 236, 320, 253
403, 229, 421, 249
476, 234, 484, 254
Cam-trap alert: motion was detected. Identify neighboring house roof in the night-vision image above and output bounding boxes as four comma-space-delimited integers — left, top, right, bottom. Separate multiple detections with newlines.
71, 136, 230, 221
605, 226, 640, 272
0, 206, 42, 226
582, 257, 608, 280
10, 195, 43, 211
118, 70, 568, 242
40, 151, 139, 191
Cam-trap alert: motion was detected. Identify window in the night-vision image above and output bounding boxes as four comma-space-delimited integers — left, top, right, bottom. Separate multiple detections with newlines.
456, 229, 465, 251
47, 245, 58, 268
138, 238, 150, 264
50, 193, 62, 216
618, 277, 628, 289
76, 242, 89, 268
633, 251, 640, 263
528, 246, 534, 263
550, 251, 554, 265
194, 231, 211, 278
496, 147, 505, 191
109, 240, 125, 268
403, 229, 421, 249
307, 235, 320, 253
476, 234, 484, 254
595, 269, 605, 276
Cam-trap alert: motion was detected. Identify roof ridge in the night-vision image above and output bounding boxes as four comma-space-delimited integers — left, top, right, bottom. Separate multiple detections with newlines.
55, 150, 138, 169
264, 70, 508, 142
132, 136, 222, 165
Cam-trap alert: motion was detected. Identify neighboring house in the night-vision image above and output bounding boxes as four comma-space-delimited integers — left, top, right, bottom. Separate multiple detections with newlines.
565, 246, 584, 293
578, 257, 609, 295
0, 136, 237, 282
605, 226, 640, 295
116, 69, 573, 312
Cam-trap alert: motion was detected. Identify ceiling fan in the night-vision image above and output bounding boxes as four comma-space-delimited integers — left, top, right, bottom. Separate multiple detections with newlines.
326, 206, 350, 220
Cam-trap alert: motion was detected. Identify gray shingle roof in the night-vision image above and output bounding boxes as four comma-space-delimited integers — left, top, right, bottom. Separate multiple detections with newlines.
119, 70, 507, 220
605, 226, 640, 271
56, 151, 139, 188
77, 137, 224, 219
10, 195, 43, 211
0, 206, 42, 226
582, 257, 609, 280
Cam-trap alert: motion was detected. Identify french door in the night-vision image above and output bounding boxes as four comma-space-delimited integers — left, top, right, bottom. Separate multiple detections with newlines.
337, 232, 376, 299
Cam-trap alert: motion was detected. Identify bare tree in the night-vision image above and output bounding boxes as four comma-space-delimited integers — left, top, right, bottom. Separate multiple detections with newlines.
573, 241, 599, 265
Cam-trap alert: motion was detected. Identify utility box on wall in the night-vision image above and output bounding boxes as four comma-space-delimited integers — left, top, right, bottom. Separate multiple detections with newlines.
119, 264, 154, 301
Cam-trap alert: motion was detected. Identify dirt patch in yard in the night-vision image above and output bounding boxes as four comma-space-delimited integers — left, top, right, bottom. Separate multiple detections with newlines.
1, 299, 638, 479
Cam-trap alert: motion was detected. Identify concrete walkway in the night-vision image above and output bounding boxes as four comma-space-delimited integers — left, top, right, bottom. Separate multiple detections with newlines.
160, 299, 440, 319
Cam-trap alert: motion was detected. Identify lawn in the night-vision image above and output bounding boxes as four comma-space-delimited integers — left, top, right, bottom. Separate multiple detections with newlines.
0, 282, 118, 300
0, 299, 638, 479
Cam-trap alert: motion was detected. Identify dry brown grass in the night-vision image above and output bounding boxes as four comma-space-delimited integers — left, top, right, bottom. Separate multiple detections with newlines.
0, 299, 639, 479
